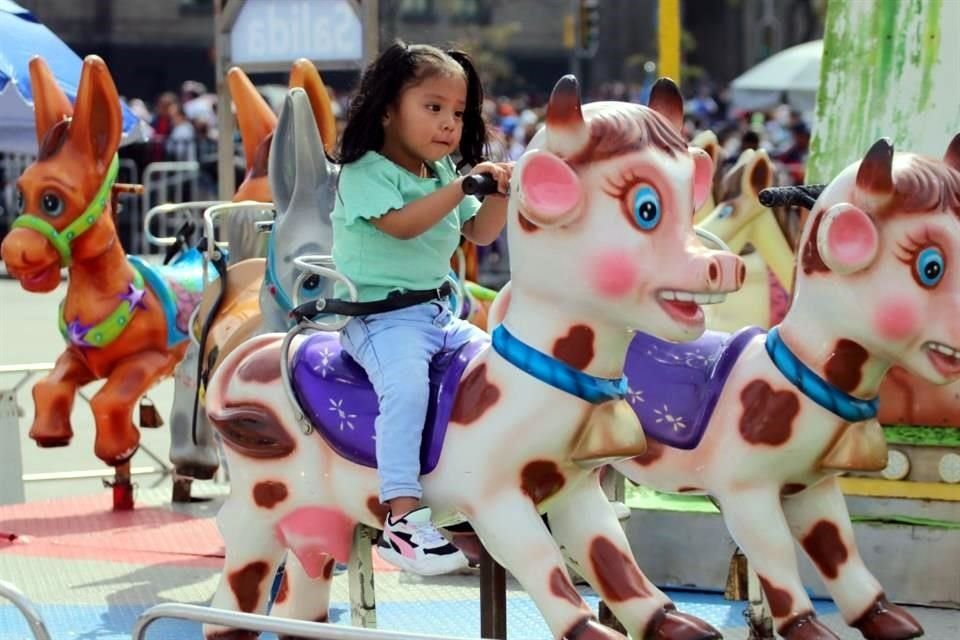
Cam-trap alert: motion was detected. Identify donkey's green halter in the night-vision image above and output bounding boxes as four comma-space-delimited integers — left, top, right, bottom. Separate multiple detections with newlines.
13, 154, 144, 349
11, 154, 119, 267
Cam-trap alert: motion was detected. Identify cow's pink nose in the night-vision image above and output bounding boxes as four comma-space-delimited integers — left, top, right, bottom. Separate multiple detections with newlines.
704, 252, 745, 292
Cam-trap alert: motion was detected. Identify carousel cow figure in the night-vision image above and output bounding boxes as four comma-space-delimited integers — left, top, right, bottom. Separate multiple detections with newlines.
200, 76, 745, 639
619, 135, 960, 640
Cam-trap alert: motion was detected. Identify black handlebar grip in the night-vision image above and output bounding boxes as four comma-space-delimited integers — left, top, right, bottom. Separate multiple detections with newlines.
462, 172, 499, 196
759, 184, 826, 209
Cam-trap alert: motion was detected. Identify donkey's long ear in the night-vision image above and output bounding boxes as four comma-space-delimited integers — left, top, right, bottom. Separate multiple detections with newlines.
28, 56, 73, 147
289, 59, 337, 156
229, 67, 278, 172
69, 55, 122, 172
269, 88, 328, 215
744, 149, 775, 196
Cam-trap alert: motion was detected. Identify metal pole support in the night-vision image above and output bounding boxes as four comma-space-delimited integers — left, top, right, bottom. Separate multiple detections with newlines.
349, 524, 378, 628
0, 364, 51, 505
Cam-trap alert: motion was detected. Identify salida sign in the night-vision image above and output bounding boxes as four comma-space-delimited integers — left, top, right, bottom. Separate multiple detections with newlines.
230, 0, 364, 65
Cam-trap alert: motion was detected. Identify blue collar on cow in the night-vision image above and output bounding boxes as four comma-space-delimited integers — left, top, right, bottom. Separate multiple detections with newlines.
491, 324, 628, 404
765, 326, 879, 422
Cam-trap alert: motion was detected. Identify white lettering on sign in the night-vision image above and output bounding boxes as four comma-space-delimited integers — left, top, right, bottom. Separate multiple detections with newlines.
231, 0, 364, 65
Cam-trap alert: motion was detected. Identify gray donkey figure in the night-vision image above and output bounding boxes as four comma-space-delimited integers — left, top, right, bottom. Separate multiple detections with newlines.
167, 86, 338, 490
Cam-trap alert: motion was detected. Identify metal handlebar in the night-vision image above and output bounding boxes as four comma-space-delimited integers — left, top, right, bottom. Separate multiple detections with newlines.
290, 255, 359, 333
0, 580, 52, 640
144, 200, 224, 247
694, 227, 733, 254
201, 201, 276, 262
132, 602, 485, 640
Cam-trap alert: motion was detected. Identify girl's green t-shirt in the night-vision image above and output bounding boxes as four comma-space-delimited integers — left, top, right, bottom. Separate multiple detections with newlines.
331, 151, 481, 302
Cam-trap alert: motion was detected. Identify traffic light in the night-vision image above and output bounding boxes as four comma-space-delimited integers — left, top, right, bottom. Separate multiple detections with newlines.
578, 0, 600, 57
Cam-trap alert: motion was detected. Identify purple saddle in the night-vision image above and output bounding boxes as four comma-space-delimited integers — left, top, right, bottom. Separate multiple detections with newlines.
624, 326, 764, 449
290, 332, 489, 474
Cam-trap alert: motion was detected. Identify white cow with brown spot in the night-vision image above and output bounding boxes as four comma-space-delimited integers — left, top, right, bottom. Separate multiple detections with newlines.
201, 76, 745, 639
617, 136, 960, 640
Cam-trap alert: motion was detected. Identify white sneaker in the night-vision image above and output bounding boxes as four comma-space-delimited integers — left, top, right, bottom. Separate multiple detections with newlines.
377, 506, 470, 576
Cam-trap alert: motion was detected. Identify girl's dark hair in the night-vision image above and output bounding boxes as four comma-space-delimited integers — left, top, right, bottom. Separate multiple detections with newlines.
338, 41, 488, 169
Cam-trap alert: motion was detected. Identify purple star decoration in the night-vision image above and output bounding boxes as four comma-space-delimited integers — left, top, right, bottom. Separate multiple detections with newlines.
66, 319, 92, 346
119, 283, 147, 310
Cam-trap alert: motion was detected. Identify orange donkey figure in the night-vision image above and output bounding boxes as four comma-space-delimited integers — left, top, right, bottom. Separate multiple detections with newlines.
1, 56, 191, 475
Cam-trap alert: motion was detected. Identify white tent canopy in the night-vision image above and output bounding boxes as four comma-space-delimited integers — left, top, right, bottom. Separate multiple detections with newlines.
731, 40, 822, 113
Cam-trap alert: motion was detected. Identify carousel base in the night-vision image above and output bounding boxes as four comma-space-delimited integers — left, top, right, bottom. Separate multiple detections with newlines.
0, 484, 958, 640
625, 485, 960, 609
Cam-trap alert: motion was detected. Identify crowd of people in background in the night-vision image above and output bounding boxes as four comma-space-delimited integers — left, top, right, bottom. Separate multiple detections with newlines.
121, 76, 812, 201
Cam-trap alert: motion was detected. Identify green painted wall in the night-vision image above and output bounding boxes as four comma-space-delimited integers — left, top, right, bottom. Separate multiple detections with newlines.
808, 0, 960, 183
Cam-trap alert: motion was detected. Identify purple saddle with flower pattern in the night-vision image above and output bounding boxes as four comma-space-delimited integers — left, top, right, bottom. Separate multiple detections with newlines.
624, 327, 764, 449
290, 332, 489, 473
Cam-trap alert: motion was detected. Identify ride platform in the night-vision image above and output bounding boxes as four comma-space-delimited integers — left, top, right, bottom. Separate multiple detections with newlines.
1, 484, 958, 640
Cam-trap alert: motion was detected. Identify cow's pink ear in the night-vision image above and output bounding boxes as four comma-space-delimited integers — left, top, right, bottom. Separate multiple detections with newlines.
517, 150, 582, 227
690, 148, 714, 211
816, 203, 879, 274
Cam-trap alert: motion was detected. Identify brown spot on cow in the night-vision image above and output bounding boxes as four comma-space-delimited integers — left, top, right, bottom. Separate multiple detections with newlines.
274, 572, 290, 604
801, 520, 849, 580
739, 379, 800, 446
549, 568, 581, 606
758, 575, 794, 618
210, 402, 296, 459
518, 212, 540, 232
521, 460, 566, 505
367, 496, 389, 523
781, 483, 807, 496
589, 536, 651, 602
278, 615, 330, 640
322, 556, 335, 580
206, 631, 258, 640
451, 364, 500, 425
677, 486, 702, 493
237, 344, 282, 384
252, 480, 288, 509
631, 439, 664, 466
228, 560, 270, 612
801, 212, 830, 275
552, 325, 595, 370
824, 340, 869, 394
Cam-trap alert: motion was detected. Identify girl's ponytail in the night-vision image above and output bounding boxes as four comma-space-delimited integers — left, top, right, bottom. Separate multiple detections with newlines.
446, 49, 488, 170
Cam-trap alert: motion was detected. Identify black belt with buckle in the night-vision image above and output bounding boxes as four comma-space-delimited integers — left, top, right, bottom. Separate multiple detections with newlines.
291, 281, 453, 322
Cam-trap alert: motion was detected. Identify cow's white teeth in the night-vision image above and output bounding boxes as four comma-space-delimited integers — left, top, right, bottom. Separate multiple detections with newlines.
926, 342, 960, 359
659, 290, 726, 305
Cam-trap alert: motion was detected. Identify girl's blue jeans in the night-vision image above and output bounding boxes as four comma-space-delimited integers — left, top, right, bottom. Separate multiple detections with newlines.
340, 299, 486, 504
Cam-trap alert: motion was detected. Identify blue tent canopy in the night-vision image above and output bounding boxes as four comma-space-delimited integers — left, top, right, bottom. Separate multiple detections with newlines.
0, 0, 150, 153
